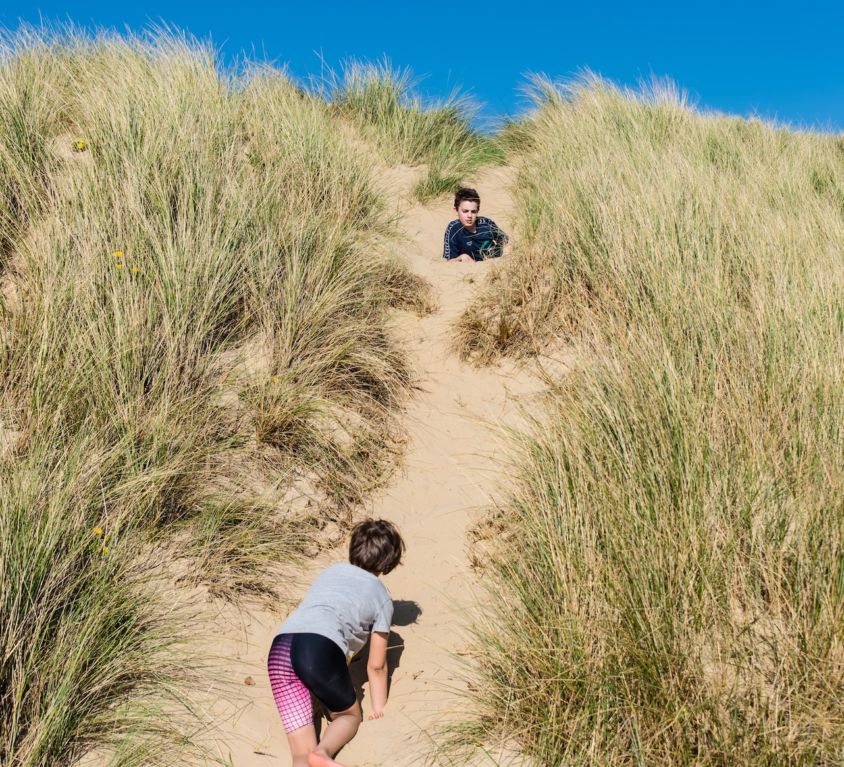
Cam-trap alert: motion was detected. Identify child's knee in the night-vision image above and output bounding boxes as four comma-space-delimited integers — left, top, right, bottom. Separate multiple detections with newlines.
332, 700, 362, 724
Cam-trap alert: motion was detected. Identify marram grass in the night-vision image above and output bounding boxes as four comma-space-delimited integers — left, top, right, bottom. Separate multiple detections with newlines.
328, 59, 504, 201
0, 29, 431, 765
452, 78, 844, 765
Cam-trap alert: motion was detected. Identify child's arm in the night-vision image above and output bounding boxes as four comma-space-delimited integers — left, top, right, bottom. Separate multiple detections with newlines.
443, 221, 459, 259
366, 630, 390, 719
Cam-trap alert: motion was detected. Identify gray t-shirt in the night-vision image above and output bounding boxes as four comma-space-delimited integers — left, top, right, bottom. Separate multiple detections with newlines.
276, 563, 393, 657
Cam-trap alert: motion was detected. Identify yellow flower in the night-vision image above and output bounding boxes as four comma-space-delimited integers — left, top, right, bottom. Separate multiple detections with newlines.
102, 545, 110, 554
115, 262, 124, 270
73, 139, 87, 152
271, 376, 280, 384
130, 265, 140, 273
92, 526, 104, 537
113, 250, 124, 259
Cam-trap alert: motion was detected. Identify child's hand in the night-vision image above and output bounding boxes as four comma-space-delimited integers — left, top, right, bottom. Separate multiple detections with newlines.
368, 709, 385, 720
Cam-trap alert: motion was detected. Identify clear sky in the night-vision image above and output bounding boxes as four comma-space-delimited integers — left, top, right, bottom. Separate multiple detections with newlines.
4, 1, 843, 132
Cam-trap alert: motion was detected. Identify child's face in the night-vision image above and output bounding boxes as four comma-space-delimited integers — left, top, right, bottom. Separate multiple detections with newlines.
455, 200, 479, 229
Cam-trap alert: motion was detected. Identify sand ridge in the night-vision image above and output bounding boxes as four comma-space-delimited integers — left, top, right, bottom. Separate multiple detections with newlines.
194, 166, 545, 766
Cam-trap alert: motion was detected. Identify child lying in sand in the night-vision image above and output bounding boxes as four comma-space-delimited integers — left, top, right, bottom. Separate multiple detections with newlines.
267, 519, 405, 767
442, 187, 509, 262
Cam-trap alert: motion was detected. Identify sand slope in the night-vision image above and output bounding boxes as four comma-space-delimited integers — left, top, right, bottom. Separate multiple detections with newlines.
194, 166, 551, 767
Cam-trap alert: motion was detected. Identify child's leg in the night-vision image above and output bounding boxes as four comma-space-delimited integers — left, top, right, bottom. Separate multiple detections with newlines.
268, 634, 318, 766
287, 724, 318, 767
313, 700, 362, 758
290, 634, 361, 759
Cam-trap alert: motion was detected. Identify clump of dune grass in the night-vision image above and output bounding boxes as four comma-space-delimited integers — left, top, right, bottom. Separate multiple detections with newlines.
0, 30, 62, 263
0, 28, 421, 765
451, 77, 844, 765
0, 441, 196, 767
183, 496, 307, 602
328, 60, 503, 201
460, 75, 844, 360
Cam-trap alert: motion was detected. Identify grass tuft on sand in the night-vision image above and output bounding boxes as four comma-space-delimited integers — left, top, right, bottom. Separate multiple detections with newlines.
328, 59, 504, 201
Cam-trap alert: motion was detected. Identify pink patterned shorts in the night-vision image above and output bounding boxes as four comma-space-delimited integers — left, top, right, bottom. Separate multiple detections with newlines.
267, 634, 313, 733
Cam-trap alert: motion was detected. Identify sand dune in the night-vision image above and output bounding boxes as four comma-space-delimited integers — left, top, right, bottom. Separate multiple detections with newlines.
191, 166, 553, 767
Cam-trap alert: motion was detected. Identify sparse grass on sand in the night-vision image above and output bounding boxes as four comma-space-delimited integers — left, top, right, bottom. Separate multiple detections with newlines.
0, 29, 426, 765
328, 60, 504, 201
451, 77, 844, 765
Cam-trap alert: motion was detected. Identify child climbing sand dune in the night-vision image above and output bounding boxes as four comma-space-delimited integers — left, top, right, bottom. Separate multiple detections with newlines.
268, 519, 405, 767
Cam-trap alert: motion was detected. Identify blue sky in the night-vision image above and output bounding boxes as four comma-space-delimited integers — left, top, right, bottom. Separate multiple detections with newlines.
4, 1, 844, 132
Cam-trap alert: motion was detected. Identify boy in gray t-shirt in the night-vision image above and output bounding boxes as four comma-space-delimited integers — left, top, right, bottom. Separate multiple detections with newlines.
267, 519, 405, 767
278, 563, 393, 659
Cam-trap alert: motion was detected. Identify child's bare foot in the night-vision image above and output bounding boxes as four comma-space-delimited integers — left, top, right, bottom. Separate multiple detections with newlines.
307, 751, 346, 767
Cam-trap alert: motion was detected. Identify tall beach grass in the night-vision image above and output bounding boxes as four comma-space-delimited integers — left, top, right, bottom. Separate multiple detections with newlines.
454, 78, 844, 764
0, 29, 421, 765
328, 60, 503, 201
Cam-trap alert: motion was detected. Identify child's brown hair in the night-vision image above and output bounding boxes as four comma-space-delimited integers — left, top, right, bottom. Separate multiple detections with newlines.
349, 518, 405, 575
454, 187, 480, 209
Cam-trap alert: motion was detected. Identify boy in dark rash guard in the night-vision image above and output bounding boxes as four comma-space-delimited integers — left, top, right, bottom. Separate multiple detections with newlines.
442, 187, 509, 262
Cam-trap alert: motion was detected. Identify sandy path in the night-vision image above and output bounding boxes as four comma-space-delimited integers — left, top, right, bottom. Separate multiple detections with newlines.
195, 166, 544, 767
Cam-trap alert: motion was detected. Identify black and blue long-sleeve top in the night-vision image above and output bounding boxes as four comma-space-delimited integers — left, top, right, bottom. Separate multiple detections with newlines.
442, 217, 508, 261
